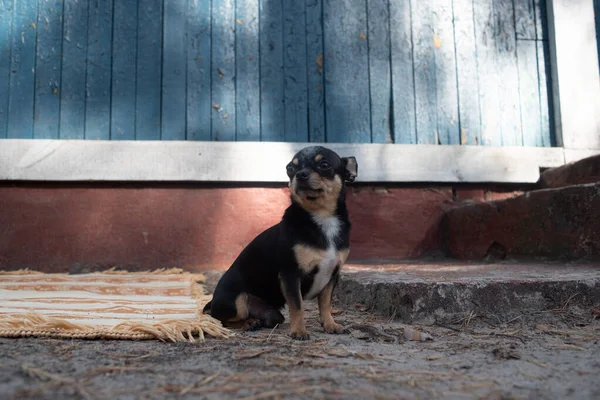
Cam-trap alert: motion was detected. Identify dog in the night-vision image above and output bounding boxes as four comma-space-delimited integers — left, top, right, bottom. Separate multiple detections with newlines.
203, 146, 357, 340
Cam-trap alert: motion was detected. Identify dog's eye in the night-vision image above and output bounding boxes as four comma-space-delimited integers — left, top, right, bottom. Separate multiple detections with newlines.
319, 161, 331, 170
286, 164, 295, 174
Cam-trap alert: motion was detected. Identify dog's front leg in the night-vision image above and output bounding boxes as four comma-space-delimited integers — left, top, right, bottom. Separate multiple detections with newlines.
280, 273, 309, 340
318, 270, 345, 334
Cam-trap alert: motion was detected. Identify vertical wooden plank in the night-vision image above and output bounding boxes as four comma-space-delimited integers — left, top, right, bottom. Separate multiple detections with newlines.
514, 0, 536, 40
211, 0, 235, 141
85, 0, 112, 140
389, 0, 416, 144
367, 0, 392, 143
305, 0, 325, 142
515, 0, 541, 146
433, 0, 459, 145
537, 39, 552, 146
323, 0, 371, 143
235, 0, 260, 141
595, 0, 600, 73
0, 0, 12, 137
411, 1, 437, 144
135, 0, 162, 140
514, 0, 549, 147
517, 40, 543, 146
162, 0, 186, 140
535, 0, 552, 146
493, 0, 521, 146
473, 0, 521, 146
7, 0, 37, 138
260, 0, 284, 142
412, 0, 459, 145
453, 0, 481, 145
33, 0, 62, 139
111, 1, 137, 140
60, 0, 88, 139
473, 1, 498, 145
283, 0, 308, 142
187, 0, 211, 141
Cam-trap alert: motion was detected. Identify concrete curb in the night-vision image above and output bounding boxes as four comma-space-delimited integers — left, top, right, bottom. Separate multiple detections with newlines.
335, 264, 600, 324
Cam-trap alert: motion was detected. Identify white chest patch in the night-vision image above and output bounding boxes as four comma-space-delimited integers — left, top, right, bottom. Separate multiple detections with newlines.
304, 215, 341, 300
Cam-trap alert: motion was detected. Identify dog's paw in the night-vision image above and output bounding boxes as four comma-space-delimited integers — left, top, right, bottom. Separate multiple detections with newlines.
242, 318, 262, 331
322, 322, 346, 334
290, 329, 310, 341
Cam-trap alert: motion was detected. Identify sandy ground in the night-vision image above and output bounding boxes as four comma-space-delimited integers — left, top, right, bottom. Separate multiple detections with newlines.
1, 300, 599, 400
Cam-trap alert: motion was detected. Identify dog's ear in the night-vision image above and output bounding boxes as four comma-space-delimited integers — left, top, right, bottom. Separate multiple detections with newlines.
341, 157, 358, 182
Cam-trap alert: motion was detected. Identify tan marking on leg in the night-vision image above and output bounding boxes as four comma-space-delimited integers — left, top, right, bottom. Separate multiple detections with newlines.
226, 292, 249, 322
318, 280, 344, 334
280, 279, 309, 340
293, 244, 327, 273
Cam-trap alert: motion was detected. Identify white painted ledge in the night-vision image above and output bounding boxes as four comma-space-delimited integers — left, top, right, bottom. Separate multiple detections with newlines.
0, 139, 597, 183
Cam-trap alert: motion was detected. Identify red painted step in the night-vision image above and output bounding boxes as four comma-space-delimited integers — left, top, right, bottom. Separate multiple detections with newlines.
443, 183, 600, 261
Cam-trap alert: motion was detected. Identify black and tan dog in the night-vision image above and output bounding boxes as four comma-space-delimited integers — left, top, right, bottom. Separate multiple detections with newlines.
203, 146, 357, 340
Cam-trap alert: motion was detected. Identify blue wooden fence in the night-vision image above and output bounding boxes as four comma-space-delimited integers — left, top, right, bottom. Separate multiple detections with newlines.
0, 0, 553, 146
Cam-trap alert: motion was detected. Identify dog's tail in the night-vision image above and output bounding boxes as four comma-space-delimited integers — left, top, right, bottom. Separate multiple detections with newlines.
202, 300, 212, 315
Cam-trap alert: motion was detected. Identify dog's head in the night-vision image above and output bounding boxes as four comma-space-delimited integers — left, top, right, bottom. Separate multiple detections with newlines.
286, 146, 358, 215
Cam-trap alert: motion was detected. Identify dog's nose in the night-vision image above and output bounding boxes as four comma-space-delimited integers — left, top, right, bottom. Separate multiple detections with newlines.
295, 170, 310, 181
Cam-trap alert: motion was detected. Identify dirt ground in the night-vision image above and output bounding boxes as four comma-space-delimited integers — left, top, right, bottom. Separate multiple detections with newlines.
1, 300, 599, 400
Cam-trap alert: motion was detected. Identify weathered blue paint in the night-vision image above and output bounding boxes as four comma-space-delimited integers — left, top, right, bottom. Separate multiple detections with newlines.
389, 0, 416, 144
260, 0, 285, 142
85, 0, 112, 140
235, 0, 260, 142
187, 0, 211, 141
34, 0, 62, 139
453, 0, 481, 145
412, 1, 437, 145
111, 0, 137, 140
0, 0, 12, 138
283, 0, 308, 142
0, 0, 556, 147
135, 0, 162, 140
473, 0, 522, 146
494, 0, 522, 146
323, 0, 371, 143
514, 0, 544, 147
432, 0, 459, 145
367, 0, 392, 143
7, 0, 37, 138
305, 0, 325, 143
518, 40, 544, 146
211, 0, 236, 142
161, 0, 186, 140
537, 39, 553, 147
60, 0, 88, 139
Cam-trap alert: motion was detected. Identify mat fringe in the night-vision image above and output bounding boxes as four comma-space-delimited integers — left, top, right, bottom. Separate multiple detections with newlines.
97, 267, 190, 275
0, 269, 43, 275
0, 312, 233, 342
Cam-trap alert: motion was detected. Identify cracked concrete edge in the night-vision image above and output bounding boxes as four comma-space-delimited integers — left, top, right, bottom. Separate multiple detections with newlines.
335, 272, 600, 325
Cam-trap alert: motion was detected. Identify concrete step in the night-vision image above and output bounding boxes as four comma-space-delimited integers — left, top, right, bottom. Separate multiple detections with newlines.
335, 262, 600, 325
442, 182, 600, 261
